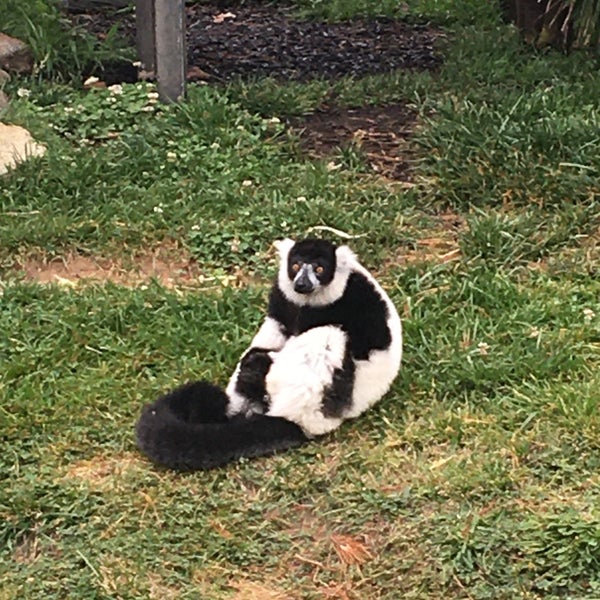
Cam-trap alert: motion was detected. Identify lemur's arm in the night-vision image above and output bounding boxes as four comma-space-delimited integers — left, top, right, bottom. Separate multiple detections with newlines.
225, 314, 290, 417
249, 316, 289, 352
225, 272, 296, 417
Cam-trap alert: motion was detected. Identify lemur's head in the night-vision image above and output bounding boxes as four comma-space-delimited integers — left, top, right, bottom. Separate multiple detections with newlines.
275, 238, 357, 306
287, 238, 337, 294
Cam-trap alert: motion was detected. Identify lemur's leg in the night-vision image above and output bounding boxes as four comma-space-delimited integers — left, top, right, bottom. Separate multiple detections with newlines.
226, 317, 289, 417
265, 325, 355, 437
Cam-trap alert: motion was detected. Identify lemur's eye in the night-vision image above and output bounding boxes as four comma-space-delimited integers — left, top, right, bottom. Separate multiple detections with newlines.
315, 265, 324, 275
291, 263, 301, 273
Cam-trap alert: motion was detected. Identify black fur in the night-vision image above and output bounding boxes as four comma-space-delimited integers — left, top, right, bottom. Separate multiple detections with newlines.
287, 239, 337, 285
321, 344, 356, 418
162, 381, 230, 423
135, 238, 397, 472
234, 348, 273, 410
135, 381, 308, 470
268, 272, 391, 359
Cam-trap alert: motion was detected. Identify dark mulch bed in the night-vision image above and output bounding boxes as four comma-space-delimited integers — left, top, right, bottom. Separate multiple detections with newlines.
185, 4, 442, 81
70, 1, 443, 82
289, 103, 418, 181
69, 1, 441, 181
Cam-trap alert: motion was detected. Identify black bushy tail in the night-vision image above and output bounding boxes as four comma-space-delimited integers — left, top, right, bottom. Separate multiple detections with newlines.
135, 381, 309, 471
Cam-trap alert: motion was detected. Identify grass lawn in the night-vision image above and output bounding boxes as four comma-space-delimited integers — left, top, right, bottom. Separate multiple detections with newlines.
1, 1, 600, 598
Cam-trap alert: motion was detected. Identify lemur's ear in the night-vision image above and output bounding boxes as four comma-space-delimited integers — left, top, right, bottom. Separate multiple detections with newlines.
335, 244, 357, 269
274, 238, 295, 257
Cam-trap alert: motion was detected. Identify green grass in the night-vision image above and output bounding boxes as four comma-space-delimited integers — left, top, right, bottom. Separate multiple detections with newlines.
0, 0, 130, 80
1, 1, 600, 598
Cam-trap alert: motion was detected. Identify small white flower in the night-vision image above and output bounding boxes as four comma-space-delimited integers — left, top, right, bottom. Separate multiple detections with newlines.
17, 88, 31, 98
477, 342, 490, 356
296, 196, 307, 202
147, 91, 159, 100
326, 161, 342, 171
583, 308, 596, 323
132, 61, 143, 68
83, 76, 99, 86
236, 125, 245, 131
241, 180, 253, 187
210, 142, 220, 149
141, 105, 155, 112
265, 116, 280, 124
191, 224, 200, 231
108, 84, 123, 95
166, 151, 177, 162
106, 96, 117, 104
64, 106, 74, 113
153, 205, 164, 214
529, 326, 541, 338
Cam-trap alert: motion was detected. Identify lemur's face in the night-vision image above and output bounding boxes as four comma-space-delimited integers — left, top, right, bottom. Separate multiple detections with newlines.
287, 239, 337, 295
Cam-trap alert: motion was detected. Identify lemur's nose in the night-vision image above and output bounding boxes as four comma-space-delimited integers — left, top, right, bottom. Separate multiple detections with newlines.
294, 276, 314, 294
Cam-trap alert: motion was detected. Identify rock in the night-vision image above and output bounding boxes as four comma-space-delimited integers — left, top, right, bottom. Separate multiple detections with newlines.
0, 68, 10, 83
0, 32, 33, 74
0, 123, 46, 175
0, 90, 8, 110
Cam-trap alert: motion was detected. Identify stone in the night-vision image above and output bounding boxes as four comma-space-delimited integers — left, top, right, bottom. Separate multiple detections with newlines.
0, 90, 8, 110
0, 32, 33, 74
0, 123, 46, 175
0, 68, 10, 83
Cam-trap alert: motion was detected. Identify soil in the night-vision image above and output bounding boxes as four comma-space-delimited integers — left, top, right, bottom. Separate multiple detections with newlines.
184, 3, 441, 82
70, 2, 442, 83
68, 2, 443, 182
288, 102, 418, 180
18, 243, 202, 287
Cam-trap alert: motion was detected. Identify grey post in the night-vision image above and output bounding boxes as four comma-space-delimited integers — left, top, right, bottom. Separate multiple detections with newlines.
135, 0, 155, 72
154, 0, 187, 102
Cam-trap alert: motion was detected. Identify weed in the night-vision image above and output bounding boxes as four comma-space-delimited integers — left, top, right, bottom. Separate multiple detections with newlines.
0, 0, 129, 80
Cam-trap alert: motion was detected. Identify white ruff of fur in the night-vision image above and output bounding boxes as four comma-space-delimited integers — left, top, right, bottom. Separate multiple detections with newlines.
276, 239, 356, 307
266, 325, 348, 436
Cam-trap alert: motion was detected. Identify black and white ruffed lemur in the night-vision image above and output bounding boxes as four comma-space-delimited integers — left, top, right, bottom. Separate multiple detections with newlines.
135, 238, 403, 470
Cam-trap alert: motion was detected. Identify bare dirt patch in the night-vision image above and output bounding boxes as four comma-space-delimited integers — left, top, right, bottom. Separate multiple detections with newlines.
13, 530, 41, 565
63, 452, 144, 490
393, 211, 466, 266
146, 573, 180, 600
290, 103, 417, 181
330, 534, 375, 566
13, 528, 62, 565
228, 581, 294, 600
17, 242, 203, 288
